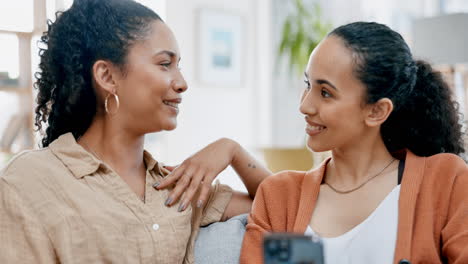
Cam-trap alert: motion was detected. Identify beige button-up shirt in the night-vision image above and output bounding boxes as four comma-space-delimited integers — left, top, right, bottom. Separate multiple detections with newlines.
0, 133, 233, 263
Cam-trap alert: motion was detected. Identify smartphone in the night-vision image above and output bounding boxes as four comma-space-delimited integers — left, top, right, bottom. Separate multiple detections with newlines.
263, 233, 324, 264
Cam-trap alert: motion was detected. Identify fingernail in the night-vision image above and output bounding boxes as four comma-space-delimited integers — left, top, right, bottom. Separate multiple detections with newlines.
197, 200, 203, 208
165, 197, 173, 206
178, 202, 185, 212
153, 182, 160, 188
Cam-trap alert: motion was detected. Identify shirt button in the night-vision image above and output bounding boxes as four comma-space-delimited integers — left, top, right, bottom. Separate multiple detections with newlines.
152, 223, 160, 231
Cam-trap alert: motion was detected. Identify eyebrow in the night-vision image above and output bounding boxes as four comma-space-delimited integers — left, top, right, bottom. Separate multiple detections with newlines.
154, 50, 181, 62
304, 72, 338, 91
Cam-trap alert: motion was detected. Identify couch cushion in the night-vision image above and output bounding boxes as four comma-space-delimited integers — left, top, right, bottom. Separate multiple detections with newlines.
195, 213, 248, 264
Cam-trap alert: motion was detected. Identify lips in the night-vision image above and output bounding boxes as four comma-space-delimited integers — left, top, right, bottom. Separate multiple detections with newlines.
163, 101, 179, 108
307, 124, 326, 132
163, 98, 181, 111
305, 117, 326, 136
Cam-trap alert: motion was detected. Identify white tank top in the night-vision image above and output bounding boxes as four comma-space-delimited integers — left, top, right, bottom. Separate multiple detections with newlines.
305, 185, 400, 264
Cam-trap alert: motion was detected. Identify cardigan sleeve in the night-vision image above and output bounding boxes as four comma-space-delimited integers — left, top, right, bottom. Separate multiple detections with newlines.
240, 182, 272, 264
441, 164, 468, 263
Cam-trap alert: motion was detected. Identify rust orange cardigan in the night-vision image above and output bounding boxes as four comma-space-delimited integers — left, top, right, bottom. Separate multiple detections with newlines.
240, 151, 468, 264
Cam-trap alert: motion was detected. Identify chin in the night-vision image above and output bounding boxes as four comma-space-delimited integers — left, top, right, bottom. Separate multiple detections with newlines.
306, 138, 331, 153
163, 120, 178, 131
148, 120, 177, 133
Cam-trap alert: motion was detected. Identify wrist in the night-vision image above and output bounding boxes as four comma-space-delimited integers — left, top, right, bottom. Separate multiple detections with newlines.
219, 138, 240, 164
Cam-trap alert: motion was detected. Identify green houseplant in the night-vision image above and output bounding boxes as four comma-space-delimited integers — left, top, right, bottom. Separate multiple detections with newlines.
278, 0, 332, 75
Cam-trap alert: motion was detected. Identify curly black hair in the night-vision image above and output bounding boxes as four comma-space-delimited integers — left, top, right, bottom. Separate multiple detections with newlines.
34, 0, 162, 147
329, 22, 465, 156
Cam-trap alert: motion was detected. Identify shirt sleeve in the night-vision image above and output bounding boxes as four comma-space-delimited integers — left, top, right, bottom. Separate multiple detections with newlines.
441, 165, 468, 263
0, 178, 56, 263
240, 182, 271, 264
200, 180, 233, 226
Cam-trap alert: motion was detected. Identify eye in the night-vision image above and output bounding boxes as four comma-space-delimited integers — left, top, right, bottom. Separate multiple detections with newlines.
304, 79, 311, 90
321, 89, 332, 98
160, 62, 171, 68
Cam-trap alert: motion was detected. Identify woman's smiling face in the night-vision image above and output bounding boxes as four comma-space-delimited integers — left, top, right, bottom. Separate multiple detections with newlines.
300, 35, 370, 152
114, 20, 188, 134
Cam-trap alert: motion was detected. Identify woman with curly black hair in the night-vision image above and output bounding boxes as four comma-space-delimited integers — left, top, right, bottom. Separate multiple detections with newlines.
241, 22, 468, 263
0, 0, 270, 263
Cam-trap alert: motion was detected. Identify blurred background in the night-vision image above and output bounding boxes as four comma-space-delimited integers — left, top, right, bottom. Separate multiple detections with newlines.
0, 0, 467, 191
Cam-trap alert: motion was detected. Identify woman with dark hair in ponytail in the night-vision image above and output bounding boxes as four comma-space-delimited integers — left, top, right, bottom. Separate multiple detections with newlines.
241, 22, 468, 263
0, 0, 270, 263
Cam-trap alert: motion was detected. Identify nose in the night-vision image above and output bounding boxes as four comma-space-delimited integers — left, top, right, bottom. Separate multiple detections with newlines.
173, 70, 188, 93
299, 89, 317, 116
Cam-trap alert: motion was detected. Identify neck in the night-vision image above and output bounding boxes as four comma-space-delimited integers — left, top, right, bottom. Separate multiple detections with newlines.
326, 132, 396, 187
78, 115, 146, 174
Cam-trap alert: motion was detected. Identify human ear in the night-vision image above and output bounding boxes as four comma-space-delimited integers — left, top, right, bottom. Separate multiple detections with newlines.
92, 60, 120, 95
364, 98, 393, 127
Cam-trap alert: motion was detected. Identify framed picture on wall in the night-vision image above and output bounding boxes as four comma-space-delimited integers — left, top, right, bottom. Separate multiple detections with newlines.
197, 9, 243, 87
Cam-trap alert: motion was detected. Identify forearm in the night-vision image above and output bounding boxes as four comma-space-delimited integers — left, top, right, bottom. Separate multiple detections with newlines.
226, 139, 272, 199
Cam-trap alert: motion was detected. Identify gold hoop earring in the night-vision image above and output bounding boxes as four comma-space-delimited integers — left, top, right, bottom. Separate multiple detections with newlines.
104, 93, 120, 115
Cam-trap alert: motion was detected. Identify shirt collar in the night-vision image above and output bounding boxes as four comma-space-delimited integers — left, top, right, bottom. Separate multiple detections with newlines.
144, 151, 171, 177
49, 133, 166, 179
143, 150, 169, 177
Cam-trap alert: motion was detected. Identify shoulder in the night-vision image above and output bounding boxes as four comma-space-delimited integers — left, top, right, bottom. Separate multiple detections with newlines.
407, 152, 468, 194
1, 148, 59, 187
427, 153, 468, 186
407, 151, 467, 174
423, 153, 467, 177
2, 148, 53, 175
260, 170, 307, 189
258, 169, 320, 201
426, 152, 466, 167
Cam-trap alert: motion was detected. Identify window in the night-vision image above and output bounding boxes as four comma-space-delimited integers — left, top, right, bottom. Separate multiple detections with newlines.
0, 0, 33, 32
0, 34, 19, 83
0, 0, 45, 162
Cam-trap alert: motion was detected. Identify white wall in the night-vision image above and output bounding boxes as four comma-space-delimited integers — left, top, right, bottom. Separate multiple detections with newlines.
413, 13, 468, 64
